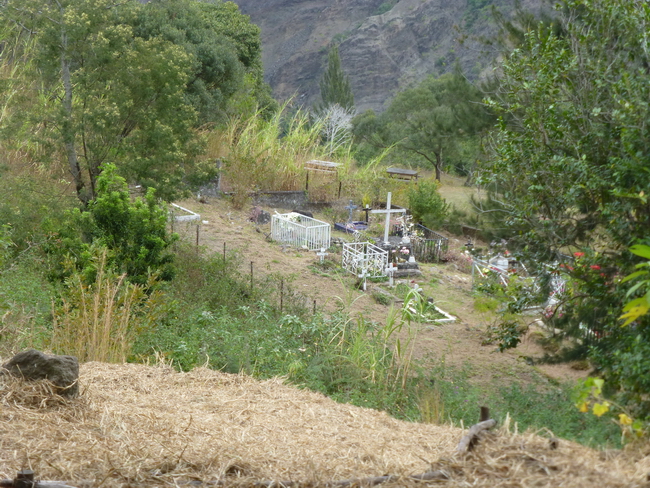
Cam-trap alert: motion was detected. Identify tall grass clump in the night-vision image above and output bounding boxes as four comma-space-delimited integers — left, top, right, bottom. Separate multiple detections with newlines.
51, 249, 164, 363
0, 228, 54, 356
206, 103, 334, 208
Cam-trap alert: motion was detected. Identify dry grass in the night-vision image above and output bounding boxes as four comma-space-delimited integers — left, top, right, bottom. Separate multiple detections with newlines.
1, 361, 649, 487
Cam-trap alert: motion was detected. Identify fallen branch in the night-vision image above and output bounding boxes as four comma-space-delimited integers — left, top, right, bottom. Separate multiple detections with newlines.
456, 419, 497, 453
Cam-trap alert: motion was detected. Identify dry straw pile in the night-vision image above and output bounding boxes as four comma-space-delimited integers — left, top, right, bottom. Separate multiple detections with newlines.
1, 361, 649, 487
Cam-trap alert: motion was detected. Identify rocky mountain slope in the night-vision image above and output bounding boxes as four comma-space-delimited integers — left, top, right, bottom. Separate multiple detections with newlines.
232, 0, 547, 112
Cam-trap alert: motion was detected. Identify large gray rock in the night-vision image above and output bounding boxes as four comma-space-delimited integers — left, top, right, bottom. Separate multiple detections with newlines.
2, 349, 79, 397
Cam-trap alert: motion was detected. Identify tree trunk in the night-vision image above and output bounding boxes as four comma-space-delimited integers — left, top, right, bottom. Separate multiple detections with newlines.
434, 149, 442, 181
60, 25, 87, 205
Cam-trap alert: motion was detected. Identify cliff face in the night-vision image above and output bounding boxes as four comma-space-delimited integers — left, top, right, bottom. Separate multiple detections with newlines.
232, 0, 545, 112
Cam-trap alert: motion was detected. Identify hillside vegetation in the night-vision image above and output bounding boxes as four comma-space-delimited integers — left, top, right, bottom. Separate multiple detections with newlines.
1, 1, 650, 479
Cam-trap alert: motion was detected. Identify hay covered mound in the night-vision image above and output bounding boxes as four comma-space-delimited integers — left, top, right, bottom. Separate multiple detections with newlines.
1, 362, 649, 487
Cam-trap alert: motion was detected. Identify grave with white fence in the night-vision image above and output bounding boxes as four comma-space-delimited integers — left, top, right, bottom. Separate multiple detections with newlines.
342, 242, 388, 290
271, 212, 331, 250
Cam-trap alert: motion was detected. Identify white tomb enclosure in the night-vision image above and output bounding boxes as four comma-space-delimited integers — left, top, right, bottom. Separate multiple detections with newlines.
170, 203, 200, 222
271, 212, 331, 250
342, 242, 388, 279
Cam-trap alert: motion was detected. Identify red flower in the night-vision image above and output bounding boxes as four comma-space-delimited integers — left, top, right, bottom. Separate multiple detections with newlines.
590, 265, 601, 270
574, 252, 585, 258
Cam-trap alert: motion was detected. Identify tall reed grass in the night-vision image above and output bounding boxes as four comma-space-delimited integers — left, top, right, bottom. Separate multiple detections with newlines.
205, 104, 331, 207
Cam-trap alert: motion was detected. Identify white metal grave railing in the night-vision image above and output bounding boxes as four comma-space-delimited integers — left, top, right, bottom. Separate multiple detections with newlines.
472, 257, 568, 309
471, 257, 510, 287
170, 203, 200, 222
271, 212, 331, 251
342, 242, 388, 279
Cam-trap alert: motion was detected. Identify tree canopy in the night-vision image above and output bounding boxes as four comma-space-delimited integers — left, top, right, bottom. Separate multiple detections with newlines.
0, 0, 271, 204
480, 0, 650, 413
134, 0, 275, 125
353, 71, 493, 179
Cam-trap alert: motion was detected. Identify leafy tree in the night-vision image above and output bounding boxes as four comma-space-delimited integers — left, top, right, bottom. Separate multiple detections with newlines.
407, 180, 449, 230
2, 0, 202, 204
480, 0, 650, 415
318, 45, 355, 112
353, 71, 493, 180
134, 0, 275, 125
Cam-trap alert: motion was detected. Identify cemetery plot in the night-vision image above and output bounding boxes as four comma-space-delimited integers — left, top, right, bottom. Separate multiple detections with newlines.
170, 203, 200, 222
389, 217, 448, 264
472, 255, 567, 310
271, 212, 331, 251
342, 242, 388, 279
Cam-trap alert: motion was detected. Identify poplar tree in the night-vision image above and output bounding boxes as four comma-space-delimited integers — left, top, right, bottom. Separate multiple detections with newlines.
318, 45, 355, 112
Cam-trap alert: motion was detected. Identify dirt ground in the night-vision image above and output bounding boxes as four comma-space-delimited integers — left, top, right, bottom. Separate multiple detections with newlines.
173, 195, 587, 389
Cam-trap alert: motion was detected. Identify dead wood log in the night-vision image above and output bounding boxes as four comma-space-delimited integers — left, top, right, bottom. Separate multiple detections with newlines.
456, 419, 497, 453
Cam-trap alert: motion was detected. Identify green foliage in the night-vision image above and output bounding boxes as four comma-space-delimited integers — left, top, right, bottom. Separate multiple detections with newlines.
0, 251, 53, 356
374, 1, 398, 16
134, 0, 274, 125
51, 248, 165, 363
428, 364, 621, 447
215, 104, 326, 208
620, 245, 650, 325
317, 45, 355, 112
45, 164, 177, 285
352, 71, 493, 179
2, 0, 209, 203
574, 377, 646, 442
407, 179, 450, 229
480, 0, 650, 418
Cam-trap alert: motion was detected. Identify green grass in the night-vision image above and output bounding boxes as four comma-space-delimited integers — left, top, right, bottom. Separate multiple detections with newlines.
0, 255, 54, 356
425, 363, 622, 448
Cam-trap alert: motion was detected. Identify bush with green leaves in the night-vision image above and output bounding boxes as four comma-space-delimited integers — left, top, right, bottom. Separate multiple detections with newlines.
407, 179, 449, 230
44, 164, 177, 285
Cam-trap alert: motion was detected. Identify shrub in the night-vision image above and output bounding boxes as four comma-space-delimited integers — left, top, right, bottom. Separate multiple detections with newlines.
408, 179, 449, 229
44, 164, 177, 285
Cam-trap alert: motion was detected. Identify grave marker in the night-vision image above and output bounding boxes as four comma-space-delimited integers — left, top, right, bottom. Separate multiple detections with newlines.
384, 262, 396, 287
371, 192, 406, 245
316, 247, 328, 263
345, 200, 358, 223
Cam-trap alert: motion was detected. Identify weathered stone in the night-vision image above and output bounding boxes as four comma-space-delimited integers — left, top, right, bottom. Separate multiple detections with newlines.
393, 268, 423, 278
250, 206, 271, 224
2, 349, 79, 397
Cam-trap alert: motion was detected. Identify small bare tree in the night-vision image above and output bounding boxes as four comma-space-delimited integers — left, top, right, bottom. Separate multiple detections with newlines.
314, 103, 355, 156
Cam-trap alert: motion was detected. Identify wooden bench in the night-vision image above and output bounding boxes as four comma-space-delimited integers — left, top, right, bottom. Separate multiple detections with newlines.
386, 167, 419, 181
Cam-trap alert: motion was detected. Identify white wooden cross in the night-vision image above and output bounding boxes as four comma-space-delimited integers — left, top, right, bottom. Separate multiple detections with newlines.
316, 247, 328, 263
384, 262, 396, 287
371, 192, 406, 245
358, 265, 369, 291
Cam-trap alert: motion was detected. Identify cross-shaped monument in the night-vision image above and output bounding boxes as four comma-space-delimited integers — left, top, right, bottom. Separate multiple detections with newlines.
384, 262, 396, 287
371, 192, 406, 245
345, 200, 358, 223
316, 247, 328, 263
362, 204, 371, 223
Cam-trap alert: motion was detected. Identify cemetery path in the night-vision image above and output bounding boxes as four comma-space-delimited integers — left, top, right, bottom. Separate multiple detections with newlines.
175, 198, 587, 389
